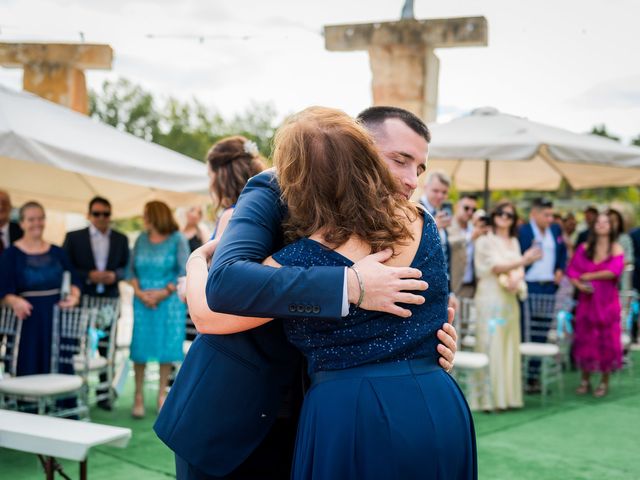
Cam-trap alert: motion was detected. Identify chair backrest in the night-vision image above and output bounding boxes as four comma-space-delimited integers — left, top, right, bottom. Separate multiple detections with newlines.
455, 297, 484, 350
0, 306, 23, 377
523, 293, 560, 343
81, 296, 120, 359
51, 306, 96, 375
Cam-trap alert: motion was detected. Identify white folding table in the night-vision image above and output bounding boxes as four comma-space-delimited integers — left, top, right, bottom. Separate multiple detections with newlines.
0, 410, 131, 479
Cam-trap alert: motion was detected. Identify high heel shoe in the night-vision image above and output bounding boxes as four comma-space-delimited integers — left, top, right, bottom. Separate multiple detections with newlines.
593, 383, 608, 398
132, 393, 145, 419
575, 380, 591, 395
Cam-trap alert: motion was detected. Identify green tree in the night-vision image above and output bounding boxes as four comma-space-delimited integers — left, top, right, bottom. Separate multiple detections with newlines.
89, 78, 160, 141
89, 78, 279, 161
590, 124, 620, 141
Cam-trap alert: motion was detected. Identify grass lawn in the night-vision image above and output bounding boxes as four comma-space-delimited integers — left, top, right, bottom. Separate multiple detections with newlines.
2, 352, 639, 479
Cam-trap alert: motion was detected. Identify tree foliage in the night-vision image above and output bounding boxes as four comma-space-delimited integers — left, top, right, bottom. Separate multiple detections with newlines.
89, 78, 278, 162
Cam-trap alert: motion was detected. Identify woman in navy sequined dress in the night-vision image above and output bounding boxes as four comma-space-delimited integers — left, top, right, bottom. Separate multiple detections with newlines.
183, 107, 475, 479
264, 107, 475, 479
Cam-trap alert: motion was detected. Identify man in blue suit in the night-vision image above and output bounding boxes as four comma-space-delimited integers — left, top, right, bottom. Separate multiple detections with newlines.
155, 106, 458, 480
518, 197, 567, 389
629, 226, 640, 343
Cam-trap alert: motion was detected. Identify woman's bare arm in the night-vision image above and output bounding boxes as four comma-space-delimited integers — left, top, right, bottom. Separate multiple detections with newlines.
186, 241, 277, 334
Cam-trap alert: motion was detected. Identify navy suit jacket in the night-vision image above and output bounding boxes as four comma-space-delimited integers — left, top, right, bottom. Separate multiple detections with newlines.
630, 227, 640, 291
154, 170, 345, 476
518, 222, 567, 275
8, 221, 23, 243
62, 227, 129, 298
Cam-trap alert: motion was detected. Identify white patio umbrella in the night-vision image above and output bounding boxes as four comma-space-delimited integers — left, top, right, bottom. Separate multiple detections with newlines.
0, 85, 209, 218
426, 107, 640, 205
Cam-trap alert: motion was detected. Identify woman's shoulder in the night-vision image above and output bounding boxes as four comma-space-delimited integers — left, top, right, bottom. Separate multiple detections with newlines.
273, 238, 349, 268
611, 242, 625, 257
475, 232, 495, 248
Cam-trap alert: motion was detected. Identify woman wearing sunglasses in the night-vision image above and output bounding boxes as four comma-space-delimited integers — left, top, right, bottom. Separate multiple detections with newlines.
472, 200, 542, 411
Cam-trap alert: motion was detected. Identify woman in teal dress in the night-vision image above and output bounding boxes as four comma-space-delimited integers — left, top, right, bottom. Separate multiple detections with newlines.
128, 200, 189, 418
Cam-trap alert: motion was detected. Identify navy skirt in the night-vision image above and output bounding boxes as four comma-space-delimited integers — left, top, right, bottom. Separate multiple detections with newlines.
292, 359, 477, 480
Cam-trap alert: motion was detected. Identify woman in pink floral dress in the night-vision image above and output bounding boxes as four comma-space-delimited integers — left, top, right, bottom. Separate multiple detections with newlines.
567, 213, 625, 398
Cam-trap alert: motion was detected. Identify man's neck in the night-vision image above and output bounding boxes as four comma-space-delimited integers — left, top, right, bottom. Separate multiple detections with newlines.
531, 219, 546, 233
456, 216, 468, 228
91, 224, 109, 235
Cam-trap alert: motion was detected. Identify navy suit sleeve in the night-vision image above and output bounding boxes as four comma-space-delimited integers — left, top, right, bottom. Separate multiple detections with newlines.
62, 232, 90, 285
207, 170, 344, 319
114, 233, 130, 282
553, 224, 567, 271
518, 225, 532, 272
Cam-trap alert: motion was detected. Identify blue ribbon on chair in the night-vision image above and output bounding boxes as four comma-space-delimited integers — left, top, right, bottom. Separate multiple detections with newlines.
88, 327, 107, 357
488, 317, 506, 335
626, 300, 639, 331
556, 310, 573, 339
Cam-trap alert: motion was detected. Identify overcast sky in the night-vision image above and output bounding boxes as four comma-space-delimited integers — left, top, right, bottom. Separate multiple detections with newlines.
1, 0, 639, 141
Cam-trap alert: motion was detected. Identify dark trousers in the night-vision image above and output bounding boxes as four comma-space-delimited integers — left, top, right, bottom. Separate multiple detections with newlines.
524, 281, 558, 383
175, 417, 298, 480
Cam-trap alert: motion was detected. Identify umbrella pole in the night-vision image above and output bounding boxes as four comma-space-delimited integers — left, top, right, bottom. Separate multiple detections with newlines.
483, 159, 490, 209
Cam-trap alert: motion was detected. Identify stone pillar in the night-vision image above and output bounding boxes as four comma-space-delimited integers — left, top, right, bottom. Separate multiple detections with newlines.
325, 17, 488, 122
0, 42, 113, 114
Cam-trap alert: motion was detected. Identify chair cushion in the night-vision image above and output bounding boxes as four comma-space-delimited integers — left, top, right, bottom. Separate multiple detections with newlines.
73, 355, 108, 371
0, 374, 83, 396
455, 351, 489, 369
621, 333, 631, 348
520, 342, 560, 356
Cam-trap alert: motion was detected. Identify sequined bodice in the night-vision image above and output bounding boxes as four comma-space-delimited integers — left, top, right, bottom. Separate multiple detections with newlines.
272, 212, 449, 373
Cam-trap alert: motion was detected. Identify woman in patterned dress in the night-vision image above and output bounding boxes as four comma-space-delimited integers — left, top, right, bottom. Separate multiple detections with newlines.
128, 200, 189, 417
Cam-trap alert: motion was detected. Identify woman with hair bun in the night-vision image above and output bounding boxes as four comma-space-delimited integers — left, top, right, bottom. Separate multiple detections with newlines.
206, 136, 266, 240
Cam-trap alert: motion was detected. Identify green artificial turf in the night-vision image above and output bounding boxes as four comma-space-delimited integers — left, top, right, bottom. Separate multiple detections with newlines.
2, 353, 638, 479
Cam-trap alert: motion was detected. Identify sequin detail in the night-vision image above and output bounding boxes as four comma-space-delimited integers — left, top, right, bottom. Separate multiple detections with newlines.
272, 213, 449, 373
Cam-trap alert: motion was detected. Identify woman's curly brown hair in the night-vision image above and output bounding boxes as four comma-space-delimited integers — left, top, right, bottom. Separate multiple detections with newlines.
206, 136, 266, 210
273, 106, 417, 253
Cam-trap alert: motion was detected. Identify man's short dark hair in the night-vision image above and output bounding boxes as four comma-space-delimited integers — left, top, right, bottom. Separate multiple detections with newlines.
356, 106, 431, 143
584, 205, 598, 215
531, 197, 553, 210
460, 193, 479, 201
89, 196, 111, 212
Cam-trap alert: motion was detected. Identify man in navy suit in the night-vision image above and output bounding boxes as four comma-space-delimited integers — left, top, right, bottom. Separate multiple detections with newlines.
63, 196, 129, 409
629, 226, 640, 343
155, 107, 458, 480
418, 171, 460, 311
0, 190, 23, 255
518, 197, 567, 389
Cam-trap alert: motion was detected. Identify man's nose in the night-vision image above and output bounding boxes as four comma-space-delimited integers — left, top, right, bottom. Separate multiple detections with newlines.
405, 174, 418, 191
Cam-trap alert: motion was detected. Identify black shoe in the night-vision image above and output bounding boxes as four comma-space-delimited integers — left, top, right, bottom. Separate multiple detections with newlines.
97, 399, 113, 411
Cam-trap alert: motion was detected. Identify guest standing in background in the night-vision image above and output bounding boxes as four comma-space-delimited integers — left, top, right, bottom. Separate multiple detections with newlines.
561, 212, 578, 258
419, 171, 460, 310
182, 206, 209, 253
607, 208, 634, 266
449, 193, 487, 299
568, 213, 624, 398
575, 205, 599, 247
629, 225, 640, 344
0, 190, 23, 255
0, 201, 81, 376
128, 200, 189, 418
63, 196, 129, 410
518, 197, 567, 390
473, 201, 541, 411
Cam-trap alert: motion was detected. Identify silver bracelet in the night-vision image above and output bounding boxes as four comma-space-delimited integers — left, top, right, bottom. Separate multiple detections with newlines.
349, 265, 365, 308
